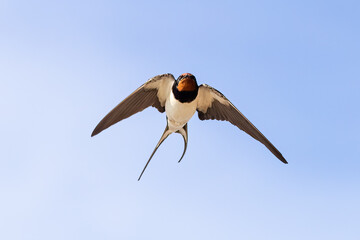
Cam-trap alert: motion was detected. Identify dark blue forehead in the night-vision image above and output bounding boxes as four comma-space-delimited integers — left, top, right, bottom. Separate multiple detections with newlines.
177, 73, 196, 81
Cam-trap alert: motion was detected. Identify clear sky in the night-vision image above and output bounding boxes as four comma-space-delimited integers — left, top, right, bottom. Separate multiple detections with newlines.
1, 0, 359, 239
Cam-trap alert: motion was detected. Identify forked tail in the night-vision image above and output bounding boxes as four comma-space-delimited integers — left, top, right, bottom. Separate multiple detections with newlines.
138, 123, 189, 181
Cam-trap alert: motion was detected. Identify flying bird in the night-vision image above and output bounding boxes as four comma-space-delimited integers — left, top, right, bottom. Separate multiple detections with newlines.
92, 73, 287, 180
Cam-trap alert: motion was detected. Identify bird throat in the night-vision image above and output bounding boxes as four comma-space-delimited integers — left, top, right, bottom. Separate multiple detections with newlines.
177, 78, 197, 92
172, 80, 198, 103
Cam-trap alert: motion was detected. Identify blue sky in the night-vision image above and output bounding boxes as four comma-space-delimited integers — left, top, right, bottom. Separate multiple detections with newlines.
1, 0, 359, 239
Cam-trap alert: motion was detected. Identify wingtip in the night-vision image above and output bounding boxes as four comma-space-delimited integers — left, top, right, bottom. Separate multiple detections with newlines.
91, 127, 101, 137
275, 153, 287, 164
91, 130, 97, 137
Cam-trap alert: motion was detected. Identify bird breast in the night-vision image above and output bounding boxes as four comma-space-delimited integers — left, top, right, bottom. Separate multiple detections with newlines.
165, 91, 197, 131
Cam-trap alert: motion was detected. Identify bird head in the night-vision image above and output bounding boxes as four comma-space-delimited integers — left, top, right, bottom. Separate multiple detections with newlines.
176, 73, 198, 92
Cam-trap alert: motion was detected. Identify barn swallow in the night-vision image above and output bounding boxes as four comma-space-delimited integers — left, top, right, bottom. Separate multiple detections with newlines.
92, 73, 287, 180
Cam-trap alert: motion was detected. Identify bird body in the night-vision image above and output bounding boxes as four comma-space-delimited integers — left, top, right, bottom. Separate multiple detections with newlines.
166, 91, 197, 132
92, 73, 287, 180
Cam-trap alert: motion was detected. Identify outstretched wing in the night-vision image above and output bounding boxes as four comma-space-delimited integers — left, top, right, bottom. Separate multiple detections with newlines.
197, 84, 287, 164
91, 73, 175, 137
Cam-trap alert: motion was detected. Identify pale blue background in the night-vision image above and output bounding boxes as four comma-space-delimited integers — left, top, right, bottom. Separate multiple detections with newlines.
1, 0, 359, 239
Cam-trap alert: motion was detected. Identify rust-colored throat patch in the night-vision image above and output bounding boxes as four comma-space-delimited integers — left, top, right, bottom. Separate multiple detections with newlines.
177, 77, 197, 92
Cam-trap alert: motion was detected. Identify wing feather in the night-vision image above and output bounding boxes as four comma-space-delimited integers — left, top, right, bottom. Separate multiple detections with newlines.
197, 84, 287, 163
91, 74, 175, 136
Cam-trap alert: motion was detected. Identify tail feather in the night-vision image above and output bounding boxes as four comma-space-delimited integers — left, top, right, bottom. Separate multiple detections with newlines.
138, 124, 172, 181
177, 124, 188, 163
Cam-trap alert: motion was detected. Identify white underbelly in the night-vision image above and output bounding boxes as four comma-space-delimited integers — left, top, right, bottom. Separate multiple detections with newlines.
165, 92, 197, 131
